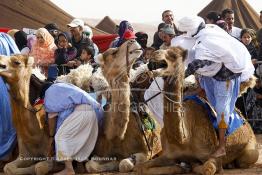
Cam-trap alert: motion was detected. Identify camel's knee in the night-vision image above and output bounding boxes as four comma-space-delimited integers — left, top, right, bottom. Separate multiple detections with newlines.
119, 158, 134, 172
203, 158, 222, 175
85, 159, 119, 173
4, 163, 15, 175
236, 149, 259, 168
35, 160, 53, 175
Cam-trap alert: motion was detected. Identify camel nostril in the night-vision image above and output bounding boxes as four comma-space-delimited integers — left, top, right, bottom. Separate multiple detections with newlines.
0, 64, 6, 69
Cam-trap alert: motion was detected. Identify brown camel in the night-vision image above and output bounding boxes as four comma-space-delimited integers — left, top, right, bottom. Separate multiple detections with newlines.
137, 47, 259, 175
0, 55, 53, 175
85, 39, 162, 173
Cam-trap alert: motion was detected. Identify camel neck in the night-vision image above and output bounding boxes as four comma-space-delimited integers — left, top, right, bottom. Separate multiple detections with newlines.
163, 74, 188, 145
9, 74, 46, 145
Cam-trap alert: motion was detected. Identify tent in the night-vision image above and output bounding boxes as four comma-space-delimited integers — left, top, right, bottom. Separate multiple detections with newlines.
198, 0, 261, 30
0, 0, 107, 35
96, 16, 118, 34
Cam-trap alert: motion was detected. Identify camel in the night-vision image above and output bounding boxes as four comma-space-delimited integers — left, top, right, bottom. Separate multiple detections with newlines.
85, 39, 162, 173
136, 47, 259, 175
0, 55, 53, 175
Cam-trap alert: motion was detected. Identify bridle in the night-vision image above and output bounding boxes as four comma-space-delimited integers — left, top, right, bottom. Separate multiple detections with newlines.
8, 92, 44, 114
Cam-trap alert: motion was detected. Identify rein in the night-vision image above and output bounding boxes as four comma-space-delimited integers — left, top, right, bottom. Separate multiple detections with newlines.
145, 74, 183, 105
8, 90, 43, 114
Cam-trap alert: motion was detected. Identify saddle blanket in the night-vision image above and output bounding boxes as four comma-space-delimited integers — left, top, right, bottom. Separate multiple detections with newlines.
184, 95, 245, 136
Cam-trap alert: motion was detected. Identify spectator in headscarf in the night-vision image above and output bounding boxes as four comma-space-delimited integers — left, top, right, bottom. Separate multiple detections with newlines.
30, 28, 57, 74
54, 32, 77, 75
135, 32, 148, 49
110, 20, 134, 48
14, 30, 30, 55
45, 23, 59, 39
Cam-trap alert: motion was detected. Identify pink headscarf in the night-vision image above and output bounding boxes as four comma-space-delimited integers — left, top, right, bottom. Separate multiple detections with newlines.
30, 28, 57, 66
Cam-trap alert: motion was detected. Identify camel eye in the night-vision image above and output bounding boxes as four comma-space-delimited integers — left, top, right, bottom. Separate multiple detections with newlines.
13, 60, 21, 65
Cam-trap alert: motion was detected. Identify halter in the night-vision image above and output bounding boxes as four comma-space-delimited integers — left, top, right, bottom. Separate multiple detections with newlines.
8, 90, 43, 114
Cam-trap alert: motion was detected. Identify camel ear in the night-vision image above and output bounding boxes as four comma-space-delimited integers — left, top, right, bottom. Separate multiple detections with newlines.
181, 49, 188, 61
27, 56, 34, 66
95, 54, 104, 65
168, 47, 187, 61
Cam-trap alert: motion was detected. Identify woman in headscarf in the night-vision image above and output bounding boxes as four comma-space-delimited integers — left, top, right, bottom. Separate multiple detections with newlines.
0, 32, 20, 160
14, 30, 30, 55
30, 28, 57, 74
54, 32, 77, 75
110, 20, 134, 48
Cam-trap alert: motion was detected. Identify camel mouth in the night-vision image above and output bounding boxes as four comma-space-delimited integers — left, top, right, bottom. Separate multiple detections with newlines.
148, 60, 168, 71
129, 48, 143, 54
0, 64, 7, 69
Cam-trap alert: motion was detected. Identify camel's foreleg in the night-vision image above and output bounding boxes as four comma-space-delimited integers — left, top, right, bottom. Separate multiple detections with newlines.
119, 153, 148, 172
202, 158, 222, 175
135, 155, 185, 175
85, 159, 119, 173
4, 157, 35, 175
35, 160, 54, 175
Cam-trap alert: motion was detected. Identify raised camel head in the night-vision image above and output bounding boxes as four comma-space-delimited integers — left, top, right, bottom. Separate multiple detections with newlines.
150, 47, 188, 77
97, 39, 143, 77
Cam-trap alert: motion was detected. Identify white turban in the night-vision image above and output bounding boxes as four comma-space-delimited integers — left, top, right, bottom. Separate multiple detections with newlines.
178, 16, 205, 37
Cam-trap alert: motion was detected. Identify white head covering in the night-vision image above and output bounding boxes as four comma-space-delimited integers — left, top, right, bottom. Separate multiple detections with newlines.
171, 35, 196, 68
178, 16, 205, 37
83, 25, 93, 39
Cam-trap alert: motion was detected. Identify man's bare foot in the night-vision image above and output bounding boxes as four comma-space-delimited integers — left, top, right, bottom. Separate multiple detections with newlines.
54, 168, 75, 175
211, 147, 226, 158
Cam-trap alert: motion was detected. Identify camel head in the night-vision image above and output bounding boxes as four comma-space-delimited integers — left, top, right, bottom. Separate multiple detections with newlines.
97, 39, 143, 76
0, 54, 34, 84
149, 47, 188, 77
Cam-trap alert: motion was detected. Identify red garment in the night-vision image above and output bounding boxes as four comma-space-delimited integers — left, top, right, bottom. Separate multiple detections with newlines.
0, 28, 10, 33
92, 34, 118, 52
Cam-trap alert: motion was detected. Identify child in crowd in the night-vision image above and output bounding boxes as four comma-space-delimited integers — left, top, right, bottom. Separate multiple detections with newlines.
54, 32, 77, 75
240, 28, 259, 64
144, 47, 156, 63
75, 46, 95, 67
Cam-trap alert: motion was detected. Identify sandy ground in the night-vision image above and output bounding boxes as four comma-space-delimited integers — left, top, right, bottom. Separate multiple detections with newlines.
1, 135, 262, 175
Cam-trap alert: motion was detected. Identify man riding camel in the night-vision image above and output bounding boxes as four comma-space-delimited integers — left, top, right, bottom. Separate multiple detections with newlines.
178, 16, 254, 158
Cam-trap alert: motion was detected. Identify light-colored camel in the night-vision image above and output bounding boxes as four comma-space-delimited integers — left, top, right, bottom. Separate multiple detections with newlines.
85, 39, 162, 173
0, 55, 53, 175
137, 47, 259, 175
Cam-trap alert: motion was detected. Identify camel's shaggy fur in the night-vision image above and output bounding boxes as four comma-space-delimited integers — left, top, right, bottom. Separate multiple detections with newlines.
137, 47, 259, 175
56, 64, 94, 92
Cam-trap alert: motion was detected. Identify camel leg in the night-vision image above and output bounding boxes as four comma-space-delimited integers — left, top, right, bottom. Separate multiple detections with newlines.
202, 158, 223, 175
4, 158, 35, 175
35, 160, 54, 175
85, 159, 119, 173
119, 153, 148, 173
235, 142, 259, 168
135, 155, 185, 175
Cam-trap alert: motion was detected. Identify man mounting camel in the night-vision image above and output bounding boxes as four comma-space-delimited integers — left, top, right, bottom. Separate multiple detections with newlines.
40, 82, 103, 175
179, 16, 255, 158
